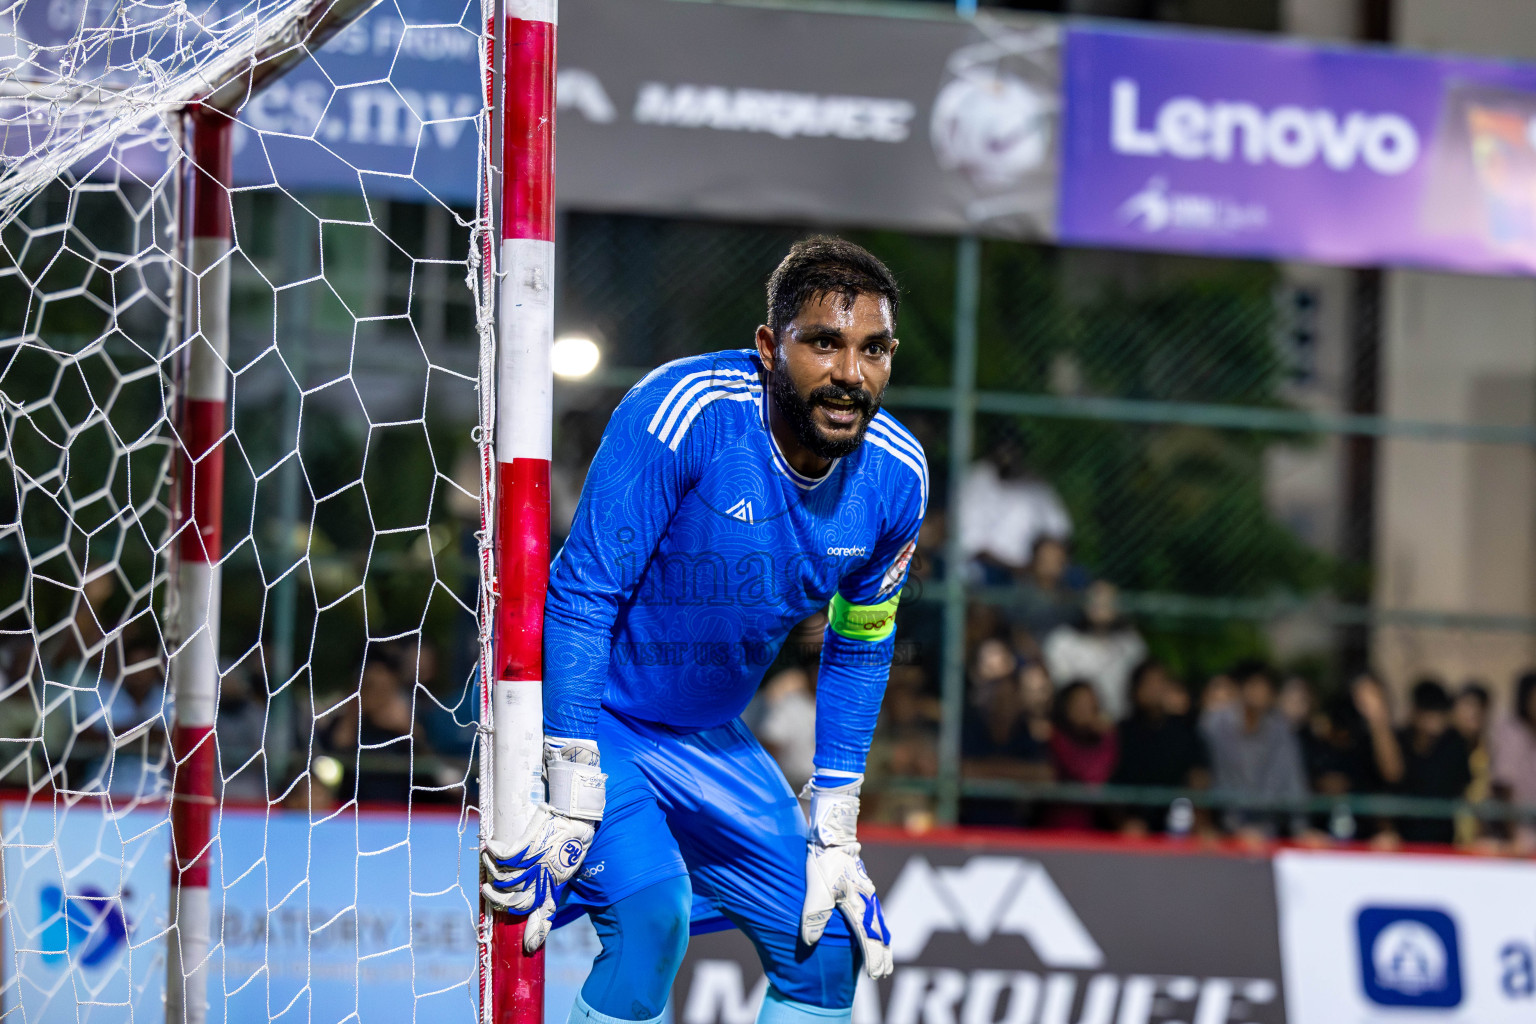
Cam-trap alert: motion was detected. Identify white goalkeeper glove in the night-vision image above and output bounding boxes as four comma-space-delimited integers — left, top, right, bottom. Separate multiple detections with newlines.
481, 737, 606, 953
799, 772, 893, 980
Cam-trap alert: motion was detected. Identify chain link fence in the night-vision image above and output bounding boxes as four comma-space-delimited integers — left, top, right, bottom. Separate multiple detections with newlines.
554, 211, 1536, 846
7, 191, 1534, 843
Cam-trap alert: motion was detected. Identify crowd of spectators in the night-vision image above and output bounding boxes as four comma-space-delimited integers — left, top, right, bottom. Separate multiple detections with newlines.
4, 445, 1536, 857
741, 447, 1536, 853
741, 539, 1536, 853
746, 574, 1536, 853
0, 575, 478, 810
838, 580, 1536, 851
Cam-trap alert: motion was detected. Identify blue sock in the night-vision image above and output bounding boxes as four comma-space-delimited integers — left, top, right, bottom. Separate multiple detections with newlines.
755, 985, 852, 1024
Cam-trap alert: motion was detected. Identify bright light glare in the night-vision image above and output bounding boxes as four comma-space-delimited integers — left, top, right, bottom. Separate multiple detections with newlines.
313, 755, 344, 789
552, 335, 601, 378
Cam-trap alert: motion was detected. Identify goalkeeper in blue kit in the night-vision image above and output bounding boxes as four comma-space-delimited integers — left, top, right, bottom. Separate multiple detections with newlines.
483, 238, 927, 1023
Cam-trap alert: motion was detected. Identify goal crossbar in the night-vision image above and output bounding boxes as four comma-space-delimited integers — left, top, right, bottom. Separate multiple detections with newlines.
0, 0, 380, 225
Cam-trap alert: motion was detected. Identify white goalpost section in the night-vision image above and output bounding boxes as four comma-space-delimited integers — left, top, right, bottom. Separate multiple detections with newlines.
0, 0, 551, 1019
477, 0, 554, 1019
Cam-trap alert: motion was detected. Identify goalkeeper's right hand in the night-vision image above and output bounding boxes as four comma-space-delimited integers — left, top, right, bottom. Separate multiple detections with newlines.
481, 737, 606, 953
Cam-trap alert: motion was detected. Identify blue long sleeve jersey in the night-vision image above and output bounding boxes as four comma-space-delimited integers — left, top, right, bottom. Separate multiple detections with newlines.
543, 349, 928, 774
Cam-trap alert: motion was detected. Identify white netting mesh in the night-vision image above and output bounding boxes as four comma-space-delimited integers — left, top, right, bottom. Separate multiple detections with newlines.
0, 0, 380, 223
0, 0, 504, 1018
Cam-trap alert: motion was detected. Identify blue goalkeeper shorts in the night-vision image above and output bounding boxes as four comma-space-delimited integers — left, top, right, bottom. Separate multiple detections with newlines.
554, 706, 852, 949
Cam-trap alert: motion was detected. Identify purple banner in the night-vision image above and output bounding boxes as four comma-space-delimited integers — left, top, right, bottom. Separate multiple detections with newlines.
1059, 26, 1536, 274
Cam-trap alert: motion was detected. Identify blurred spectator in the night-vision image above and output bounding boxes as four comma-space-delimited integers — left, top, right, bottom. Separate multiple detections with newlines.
1454, 682, 1493, 846
398, 638, 439, 691
1112, 660, 1209, 833
964, 604, 1006, 658
1491, 672, 1536, 854
1044, 680, 1118, 830
1454, 682, 1491, 745
41, 578, 116, 760
1278, 676, 1313, 729
1042, 581, 1146, 722
0, 640, 40, 788
414, 638, 477, 761
46, 575, 117, 683
757, 665, 817, 793
878, 665, 940, 777
1308, 673, 1404, 836
1201, 661, 1309, 840
960, 639, 1050, 826
866, 664, 940, 830
324, 653, 420, 803
1455, 682, 1492, 748
1162, 674, 1193, 718
1395, 679, 1471, 846
1012, 537, 1080, 646
967, 639, 1017, 706
1283, 679, 1337, 806
1018, 659, 1055, 746
958, 440, 1071, 583
217, 657, 267, 803
282, 766, 339, 815
1278, 675, 1332, 795
1351, 671, 1405, 787
397, 639, 475, 805
1200, 673, 1237, 718
897, 515, 947, 680
83, 643, 170, 798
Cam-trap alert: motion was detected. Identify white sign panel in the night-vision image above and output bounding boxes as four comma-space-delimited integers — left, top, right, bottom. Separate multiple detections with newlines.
1275, 849, 1536, 1023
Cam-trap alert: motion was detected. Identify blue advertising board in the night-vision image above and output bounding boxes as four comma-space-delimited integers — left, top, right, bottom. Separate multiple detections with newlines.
227, 0, 482, 205
1058, 25, 1536, 274
1, 801, 595, 1022
0, 802, 171, 1022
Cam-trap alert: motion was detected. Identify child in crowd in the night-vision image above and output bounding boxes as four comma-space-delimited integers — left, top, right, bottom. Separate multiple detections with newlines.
1045, 680, 1118, 830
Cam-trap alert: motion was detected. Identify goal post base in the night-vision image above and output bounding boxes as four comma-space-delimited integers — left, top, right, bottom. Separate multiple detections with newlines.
492, 918, 547, 1023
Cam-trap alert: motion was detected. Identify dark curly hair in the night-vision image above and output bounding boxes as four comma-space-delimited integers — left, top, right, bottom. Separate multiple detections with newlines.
765, 236, 900, 337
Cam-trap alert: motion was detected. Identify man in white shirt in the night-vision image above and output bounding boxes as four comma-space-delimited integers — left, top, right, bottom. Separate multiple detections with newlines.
957, 440, 1071, 576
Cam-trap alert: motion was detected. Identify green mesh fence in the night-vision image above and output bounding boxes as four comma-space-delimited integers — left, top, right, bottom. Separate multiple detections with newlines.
6, 197, 1531, 834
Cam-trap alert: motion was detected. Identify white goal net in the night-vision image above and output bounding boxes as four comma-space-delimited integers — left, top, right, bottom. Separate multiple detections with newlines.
0, 0, 506, 1019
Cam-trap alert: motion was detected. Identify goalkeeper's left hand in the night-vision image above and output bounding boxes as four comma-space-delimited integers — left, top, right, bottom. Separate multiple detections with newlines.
799, 772, 893, 980
481, 737, 606, 953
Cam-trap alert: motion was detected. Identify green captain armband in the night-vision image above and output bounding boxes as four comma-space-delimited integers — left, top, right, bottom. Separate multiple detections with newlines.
827, 592, 901, 642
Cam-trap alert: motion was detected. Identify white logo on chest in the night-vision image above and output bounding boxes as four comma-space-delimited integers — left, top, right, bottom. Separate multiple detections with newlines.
725, 498, 754, 524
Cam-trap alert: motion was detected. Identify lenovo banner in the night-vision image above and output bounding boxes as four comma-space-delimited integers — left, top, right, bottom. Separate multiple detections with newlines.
674, 835, 1286, 1024
1059, 26, 1536, 274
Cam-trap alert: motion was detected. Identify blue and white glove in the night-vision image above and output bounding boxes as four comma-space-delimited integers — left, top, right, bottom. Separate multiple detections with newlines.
481, 737, 606, 953
800, 771, 893, 980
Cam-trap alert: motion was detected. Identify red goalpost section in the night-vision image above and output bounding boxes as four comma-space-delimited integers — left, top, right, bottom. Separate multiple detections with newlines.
154, 0, 551, 1017
154, 2, 453, 1021
167, 106, 233, 1024
481, 0, 557, 1021
163, 24, 360, 1024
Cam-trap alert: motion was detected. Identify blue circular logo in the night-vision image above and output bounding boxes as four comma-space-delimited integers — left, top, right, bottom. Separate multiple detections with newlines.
561, 840, 583, 867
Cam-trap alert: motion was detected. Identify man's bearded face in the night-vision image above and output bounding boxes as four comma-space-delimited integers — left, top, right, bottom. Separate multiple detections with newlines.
769, 348, 881, 459
767, 291, 893, 460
